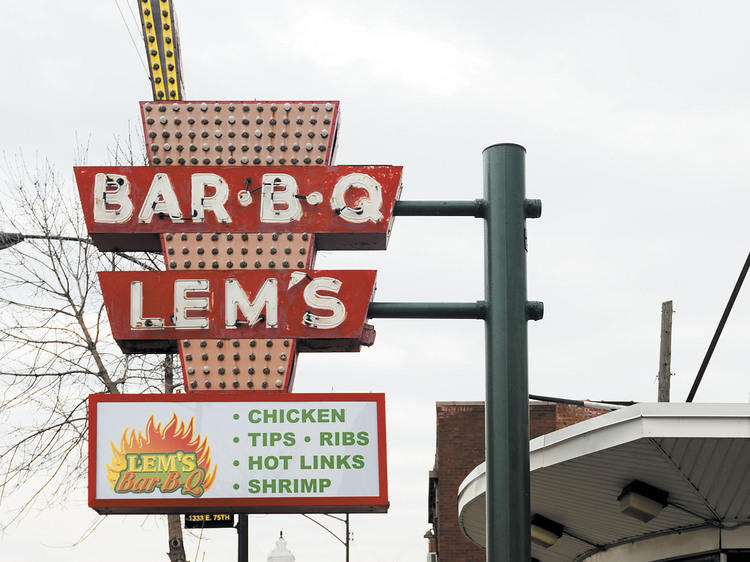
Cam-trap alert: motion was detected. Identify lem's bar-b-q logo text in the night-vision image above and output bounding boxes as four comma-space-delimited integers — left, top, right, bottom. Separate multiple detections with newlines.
108, 414, 216, 497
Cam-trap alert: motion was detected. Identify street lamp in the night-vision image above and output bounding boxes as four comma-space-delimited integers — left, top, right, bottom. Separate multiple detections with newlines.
301, 513, 351, 561
0, 231, 157, 270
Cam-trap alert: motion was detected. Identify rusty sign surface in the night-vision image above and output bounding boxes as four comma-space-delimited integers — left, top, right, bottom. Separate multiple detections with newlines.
74, 99, 400, 400
99, 269, 377, 353
80, 93, 398, 514
74, 165, 403, 251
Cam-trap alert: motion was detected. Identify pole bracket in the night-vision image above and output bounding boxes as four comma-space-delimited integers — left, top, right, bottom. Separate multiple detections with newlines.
526, 301, 544, 321
524, 199, 542, 219
393, 199, 486, 218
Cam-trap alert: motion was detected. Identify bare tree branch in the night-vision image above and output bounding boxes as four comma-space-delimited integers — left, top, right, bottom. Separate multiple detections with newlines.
0, 152, 170, 530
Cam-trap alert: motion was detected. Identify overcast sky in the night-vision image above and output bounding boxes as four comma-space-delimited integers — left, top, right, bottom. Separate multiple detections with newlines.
2, 1, 750, 560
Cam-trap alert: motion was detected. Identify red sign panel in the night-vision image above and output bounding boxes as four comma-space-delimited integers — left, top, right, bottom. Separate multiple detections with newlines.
74, 166, 403, 251
89, 392, 388, 514
99, 269, 376, 353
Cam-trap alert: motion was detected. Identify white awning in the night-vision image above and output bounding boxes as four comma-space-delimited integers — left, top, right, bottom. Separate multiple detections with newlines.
458, 403, 750, 561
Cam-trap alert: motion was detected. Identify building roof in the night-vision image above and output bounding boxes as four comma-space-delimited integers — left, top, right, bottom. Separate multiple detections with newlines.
457, 403, 750, 561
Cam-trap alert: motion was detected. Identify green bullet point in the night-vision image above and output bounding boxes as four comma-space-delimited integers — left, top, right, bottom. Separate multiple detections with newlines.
233, 460, 239, 466
233, 413, 239, 420
304, 436, 311, 443
233, 483, 240, 490
233, 437, 240, 443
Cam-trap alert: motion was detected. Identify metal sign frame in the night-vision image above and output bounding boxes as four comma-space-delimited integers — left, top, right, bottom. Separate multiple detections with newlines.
88, 392, 388, 515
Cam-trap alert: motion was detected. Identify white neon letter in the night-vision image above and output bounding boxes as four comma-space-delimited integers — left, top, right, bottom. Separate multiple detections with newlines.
225, 278, 278, 329
130, 281, 165, 329
93, 173, 134, 223
302, 277, 346, 329
191, 173, 231, 223
260, 173, 302, 223
330, 173, 383, 224
174, 279, 209, 329
138, 173, 183, 223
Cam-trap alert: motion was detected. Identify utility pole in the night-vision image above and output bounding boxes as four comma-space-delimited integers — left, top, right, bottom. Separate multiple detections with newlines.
658, 301, 673, 402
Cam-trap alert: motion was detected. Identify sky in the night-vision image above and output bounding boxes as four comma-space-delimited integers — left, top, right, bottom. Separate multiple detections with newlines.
2, 0, 750, 560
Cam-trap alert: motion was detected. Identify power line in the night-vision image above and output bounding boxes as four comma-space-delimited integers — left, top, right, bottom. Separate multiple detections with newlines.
124, 0, 143, 36
113, 0, 150, 78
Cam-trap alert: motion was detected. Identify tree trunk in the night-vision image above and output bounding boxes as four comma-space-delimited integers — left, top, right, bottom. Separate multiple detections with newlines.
164, 354, 188, 562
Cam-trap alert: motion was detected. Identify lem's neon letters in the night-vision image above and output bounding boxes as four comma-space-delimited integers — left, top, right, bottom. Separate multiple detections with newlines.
130, 275, 346, 331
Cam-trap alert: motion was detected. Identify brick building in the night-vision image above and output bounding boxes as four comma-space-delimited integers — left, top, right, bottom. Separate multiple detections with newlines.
426, 401, 607, 561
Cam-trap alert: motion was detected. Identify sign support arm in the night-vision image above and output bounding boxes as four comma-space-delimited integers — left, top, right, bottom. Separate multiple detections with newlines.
368, 301, 543, 321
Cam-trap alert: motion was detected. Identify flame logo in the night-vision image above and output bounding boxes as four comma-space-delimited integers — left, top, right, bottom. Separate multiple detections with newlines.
107, 413, 217, 496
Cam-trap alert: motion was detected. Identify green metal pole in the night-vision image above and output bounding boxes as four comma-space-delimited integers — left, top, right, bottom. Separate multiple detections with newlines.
484, 143, 531, 561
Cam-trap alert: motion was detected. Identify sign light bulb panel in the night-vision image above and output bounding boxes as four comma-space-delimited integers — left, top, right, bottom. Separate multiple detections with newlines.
162, 230, 314, 392
141, 101, 340, 167
180, 337, 297, 392
139, 0, 183, 101
162, 231, 315, 272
